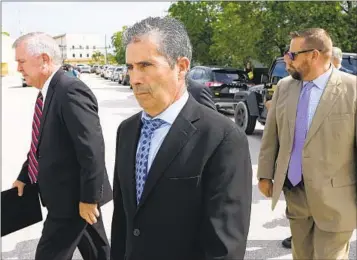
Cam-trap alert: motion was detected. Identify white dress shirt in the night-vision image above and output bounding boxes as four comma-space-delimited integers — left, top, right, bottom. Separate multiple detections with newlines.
136, 91, 189, 172
40, 66, 60, 106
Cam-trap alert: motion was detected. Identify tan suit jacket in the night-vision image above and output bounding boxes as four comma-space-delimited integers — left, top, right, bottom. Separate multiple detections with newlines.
257, 69, 357, 232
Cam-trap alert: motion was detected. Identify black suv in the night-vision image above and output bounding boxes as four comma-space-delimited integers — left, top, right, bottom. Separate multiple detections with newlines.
233, 53, 357, 135
188, 66, 254, 110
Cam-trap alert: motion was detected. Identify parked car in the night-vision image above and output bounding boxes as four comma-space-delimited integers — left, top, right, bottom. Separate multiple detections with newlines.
91, 65, 99, 73
233, 57, 288, 134
100, 65, 109, 77
104, 66, 115, 79
118, 67, 126, 84
120, 67, 130, 86
96, 65, 103, 75
77, 64, 91, 73
112, 66, 123, 81
341, 52, 357, 75
187, 66, 254, 110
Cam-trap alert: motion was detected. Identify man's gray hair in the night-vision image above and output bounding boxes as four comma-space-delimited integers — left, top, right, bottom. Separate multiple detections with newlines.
13, 32, 62, 65
332, 47, 343, 62
122, 16, 192, 68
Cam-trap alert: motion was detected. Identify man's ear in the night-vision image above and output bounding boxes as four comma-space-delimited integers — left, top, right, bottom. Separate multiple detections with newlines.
177, 57, 190, 81
41, 53, 51, 66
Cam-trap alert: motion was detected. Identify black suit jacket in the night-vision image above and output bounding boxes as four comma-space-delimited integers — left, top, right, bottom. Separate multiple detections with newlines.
111, 96, 252, 260
187, 78, 217, 111
18, 69, 112, 218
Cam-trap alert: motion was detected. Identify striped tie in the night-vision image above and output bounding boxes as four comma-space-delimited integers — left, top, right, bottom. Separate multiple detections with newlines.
28, 92, 43, 183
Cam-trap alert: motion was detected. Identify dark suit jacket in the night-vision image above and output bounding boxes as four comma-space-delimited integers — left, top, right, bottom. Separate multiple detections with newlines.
18, 69, 112, 218
187, 78, 217, 111
111, 96, 252, 260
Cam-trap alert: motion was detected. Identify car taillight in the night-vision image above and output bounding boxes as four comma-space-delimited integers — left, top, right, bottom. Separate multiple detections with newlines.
205, 81, 223, 87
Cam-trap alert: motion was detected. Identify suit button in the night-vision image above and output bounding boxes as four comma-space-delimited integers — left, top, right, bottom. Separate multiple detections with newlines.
133, 229, 140, 237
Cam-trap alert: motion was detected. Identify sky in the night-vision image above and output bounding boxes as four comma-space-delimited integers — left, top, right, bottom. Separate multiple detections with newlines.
2, 2, 172, 39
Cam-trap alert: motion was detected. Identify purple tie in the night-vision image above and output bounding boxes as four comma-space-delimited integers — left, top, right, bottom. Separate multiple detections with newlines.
288, 82, 314, 186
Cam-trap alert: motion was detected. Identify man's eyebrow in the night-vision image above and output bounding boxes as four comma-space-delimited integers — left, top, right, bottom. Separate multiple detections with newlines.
127, 61, 153, 66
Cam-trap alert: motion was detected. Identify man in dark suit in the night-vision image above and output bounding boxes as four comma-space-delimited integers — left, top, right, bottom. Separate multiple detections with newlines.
186, 77, 217, 111
111, 17, 252, 260
12, 32, 111, 260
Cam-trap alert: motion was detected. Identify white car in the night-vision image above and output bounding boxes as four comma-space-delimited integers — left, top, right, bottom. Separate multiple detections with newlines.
104, 66, 115, 79
112, 67, 123, 81
78, 64, 91, 73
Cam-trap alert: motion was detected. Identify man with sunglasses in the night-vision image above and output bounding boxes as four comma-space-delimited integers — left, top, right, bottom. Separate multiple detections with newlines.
257, 28, 357, 259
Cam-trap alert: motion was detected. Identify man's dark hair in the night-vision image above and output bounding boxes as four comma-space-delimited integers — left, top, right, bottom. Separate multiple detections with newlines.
290, 28, 332, 55
122, 16, 192, 68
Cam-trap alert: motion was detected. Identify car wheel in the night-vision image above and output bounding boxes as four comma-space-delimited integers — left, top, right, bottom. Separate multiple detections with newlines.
234, 101, 257, 135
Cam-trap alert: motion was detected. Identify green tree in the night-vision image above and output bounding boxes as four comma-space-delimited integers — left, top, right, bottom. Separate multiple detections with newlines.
253, 1, 356, 65
169, 1, 220, 65
92, 51, 104, 64
210, 1, 263, 67
111, 26, 127, 64
107, 53, 117, 65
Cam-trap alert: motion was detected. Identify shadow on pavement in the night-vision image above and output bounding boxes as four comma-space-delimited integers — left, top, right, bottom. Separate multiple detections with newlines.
263, 216, 290, 229
245, 239, 356, 260
2, 238, 355, 260
1, 238, 83, 260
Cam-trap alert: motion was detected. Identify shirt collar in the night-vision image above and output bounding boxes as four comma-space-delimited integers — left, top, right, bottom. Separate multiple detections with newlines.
141, 90, 189, 125
303, 64, 333, 90
41, 66, 60, 99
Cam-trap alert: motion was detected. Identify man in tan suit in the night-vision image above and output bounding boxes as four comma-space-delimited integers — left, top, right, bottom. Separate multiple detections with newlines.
258, 28, 357, 259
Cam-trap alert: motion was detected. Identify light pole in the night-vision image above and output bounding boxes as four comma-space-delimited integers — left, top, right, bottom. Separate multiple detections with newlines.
59, 44, 66, 64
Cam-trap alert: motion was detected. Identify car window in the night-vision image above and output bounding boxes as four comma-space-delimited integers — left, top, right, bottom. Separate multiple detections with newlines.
271, 61, 289, 80
191, 69, 204, 80
212, 70, 249, 84
202, 70, 211, 81
342, 57, 357, 74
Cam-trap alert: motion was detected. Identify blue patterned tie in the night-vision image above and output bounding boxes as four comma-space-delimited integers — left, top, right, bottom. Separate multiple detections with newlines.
288, 81, 315, 186
135, 117, 166, 204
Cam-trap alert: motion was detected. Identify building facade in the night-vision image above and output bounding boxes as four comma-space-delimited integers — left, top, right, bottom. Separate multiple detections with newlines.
1, 34, 17, 76
53, 33, 109, 64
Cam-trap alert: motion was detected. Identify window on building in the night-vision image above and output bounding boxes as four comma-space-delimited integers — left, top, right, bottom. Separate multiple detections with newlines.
79, 45, 83, 49
86, 45, 89, 49
87, 54, 90, 58
72, 45, 75, 49
80, 54, 82, 58
73, 54, 75, 58
93, 46, 96, 49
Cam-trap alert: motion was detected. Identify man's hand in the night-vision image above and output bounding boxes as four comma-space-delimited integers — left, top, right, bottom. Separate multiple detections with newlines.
258, 178, 273, 198
79, 202, 99, 225
12, 180, 26, 196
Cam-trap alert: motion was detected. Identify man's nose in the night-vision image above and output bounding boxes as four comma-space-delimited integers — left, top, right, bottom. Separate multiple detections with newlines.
129, 69, 143, 86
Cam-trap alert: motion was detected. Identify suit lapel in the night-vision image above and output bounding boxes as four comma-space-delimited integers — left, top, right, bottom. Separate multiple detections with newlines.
304, 70, 342, 147
121, 114, 142, 212
287, 80, 301, 140
37, 70, 61, 149
136, 97, 199, 212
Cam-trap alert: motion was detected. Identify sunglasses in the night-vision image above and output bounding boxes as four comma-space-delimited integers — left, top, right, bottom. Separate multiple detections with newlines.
284, 49, 321, 61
